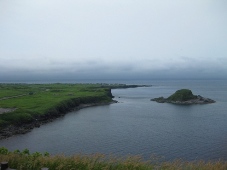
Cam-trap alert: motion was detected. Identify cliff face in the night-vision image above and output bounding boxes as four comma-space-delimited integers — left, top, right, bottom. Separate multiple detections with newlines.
151, 89, 215, 105
105, 88, 114, 98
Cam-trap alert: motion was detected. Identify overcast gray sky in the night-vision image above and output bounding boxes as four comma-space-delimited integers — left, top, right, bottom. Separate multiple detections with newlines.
0, 0, 227, 81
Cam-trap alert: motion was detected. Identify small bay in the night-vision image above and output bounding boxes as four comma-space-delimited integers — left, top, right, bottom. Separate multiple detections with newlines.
0, 80, 227, 161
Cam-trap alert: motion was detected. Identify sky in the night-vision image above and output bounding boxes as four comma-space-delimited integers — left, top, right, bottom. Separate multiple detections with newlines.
0, 0, 227, 81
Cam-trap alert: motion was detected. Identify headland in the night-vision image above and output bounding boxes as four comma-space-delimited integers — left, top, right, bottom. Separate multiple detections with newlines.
0, 83, 149, 139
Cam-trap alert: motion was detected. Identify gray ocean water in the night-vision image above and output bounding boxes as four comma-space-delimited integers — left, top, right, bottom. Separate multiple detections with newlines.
0, 79, 227, 161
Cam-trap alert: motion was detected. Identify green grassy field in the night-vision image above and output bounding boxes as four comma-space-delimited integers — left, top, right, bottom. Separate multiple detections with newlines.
0, 83, 114, 127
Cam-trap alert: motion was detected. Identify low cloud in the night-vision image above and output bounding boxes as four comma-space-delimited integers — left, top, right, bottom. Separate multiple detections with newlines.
0, 0, 227, 82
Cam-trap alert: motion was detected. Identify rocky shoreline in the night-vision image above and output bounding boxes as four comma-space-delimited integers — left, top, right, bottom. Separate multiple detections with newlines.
0, 101, 117, 140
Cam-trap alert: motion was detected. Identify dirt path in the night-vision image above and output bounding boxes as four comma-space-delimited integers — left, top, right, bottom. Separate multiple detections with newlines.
0, 94, 27, 101
0, 108, 16, 114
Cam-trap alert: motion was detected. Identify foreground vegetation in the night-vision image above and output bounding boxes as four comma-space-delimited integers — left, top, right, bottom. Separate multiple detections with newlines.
0, 83, 124, 128
0, 147, 227, 170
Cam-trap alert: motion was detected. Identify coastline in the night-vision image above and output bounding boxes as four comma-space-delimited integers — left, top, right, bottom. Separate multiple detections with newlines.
0, 84, 149, 140
0, 99, 117, 140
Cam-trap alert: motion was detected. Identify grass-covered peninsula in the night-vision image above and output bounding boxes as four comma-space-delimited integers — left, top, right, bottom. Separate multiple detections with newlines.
0, 83, 147, 138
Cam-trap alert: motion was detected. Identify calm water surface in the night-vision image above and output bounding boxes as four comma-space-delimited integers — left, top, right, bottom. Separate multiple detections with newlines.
0, 80, 227, 161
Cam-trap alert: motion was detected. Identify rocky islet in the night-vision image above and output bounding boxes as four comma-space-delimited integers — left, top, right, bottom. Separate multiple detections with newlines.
151, 89, 215, 105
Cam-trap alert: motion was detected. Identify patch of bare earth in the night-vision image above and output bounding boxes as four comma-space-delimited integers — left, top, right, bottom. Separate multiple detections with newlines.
0, 108, 16, 114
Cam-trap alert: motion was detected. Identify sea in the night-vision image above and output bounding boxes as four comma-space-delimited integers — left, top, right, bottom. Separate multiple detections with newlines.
0, 79, 227, 161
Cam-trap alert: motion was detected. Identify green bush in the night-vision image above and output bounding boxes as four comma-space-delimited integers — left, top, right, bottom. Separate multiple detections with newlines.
0, 110, 33, 125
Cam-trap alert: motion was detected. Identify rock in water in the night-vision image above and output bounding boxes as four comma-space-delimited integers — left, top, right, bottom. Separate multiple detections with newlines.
151, 89, 215, 105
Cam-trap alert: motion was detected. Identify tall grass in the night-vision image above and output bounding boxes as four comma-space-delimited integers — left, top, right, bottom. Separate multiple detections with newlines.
0, 147, 227, 170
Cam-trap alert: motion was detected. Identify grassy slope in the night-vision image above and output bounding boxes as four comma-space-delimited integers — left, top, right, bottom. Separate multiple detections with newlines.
0, 84, 112, 127
167, 89, 196, 101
